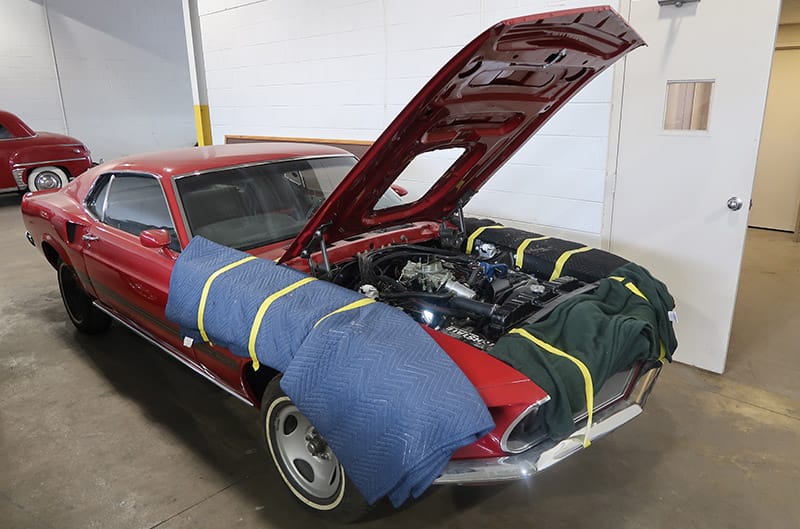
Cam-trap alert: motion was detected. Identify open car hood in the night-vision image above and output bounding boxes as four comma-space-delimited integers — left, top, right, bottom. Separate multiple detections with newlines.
282, 6, 644, 261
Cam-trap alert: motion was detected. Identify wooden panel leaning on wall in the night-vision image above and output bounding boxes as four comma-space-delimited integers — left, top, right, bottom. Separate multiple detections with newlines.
224, 135, 373, 158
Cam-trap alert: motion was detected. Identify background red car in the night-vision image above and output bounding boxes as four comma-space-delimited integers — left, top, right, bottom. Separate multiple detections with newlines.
0, 110, 92, 193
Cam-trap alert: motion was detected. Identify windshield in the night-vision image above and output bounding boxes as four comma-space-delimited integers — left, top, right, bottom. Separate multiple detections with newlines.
175, 155, 403, 250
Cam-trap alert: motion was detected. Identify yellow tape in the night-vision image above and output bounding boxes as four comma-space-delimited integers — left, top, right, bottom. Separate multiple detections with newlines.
466, 225, 504, 254
314, 298, 375, 328
610, 276, 667, 364
550, 246, 592, 281
510, 328, 594, 448
514, 236, 550, 269
197, 256, 258, 343
610, 276, 648, 301
248, 277, 317, 370
623, 282, 647, 301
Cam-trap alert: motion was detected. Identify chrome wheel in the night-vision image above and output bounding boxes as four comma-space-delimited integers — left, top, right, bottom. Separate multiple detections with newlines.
269, 398, 343, 501
34, 171, 61, 190
261, 378, 370, 520
27, 166, 68, 192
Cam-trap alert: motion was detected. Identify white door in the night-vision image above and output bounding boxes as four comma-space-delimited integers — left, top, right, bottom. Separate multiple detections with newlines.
750, 48, 800, 232
609, 0, 781, 373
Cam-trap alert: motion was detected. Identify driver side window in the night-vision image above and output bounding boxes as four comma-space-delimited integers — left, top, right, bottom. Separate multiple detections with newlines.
87, 173, 179, 251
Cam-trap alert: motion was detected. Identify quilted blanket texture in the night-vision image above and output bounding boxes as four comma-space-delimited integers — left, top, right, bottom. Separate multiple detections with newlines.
165, 237, 494, 506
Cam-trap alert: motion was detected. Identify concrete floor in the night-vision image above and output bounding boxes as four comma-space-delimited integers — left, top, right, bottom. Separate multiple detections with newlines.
1, 193, 799, 529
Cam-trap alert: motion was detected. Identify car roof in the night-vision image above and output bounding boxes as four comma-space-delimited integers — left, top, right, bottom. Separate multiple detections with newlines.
100, 142, 354, 179
0, 110, 35, 137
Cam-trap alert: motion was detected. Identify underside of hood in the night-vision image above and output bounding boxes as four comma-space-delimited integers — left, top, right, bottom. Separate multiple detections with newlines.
282, 6, 644, 262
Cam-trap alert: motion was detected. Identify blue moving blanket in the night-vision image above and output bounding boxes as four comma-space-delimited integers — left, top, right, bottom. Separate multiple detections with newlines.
165, 237, 494, 506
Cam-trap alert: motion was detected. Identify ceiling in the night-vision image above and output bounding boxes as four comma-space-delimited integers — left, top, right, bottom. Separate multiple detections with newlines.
781, 0, 800, 24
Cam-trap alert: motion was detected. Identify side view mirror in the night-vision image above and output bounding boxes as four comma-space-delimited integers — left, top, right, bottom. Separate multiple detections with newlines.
140, 228, 172, 249
391, 184, 408, 197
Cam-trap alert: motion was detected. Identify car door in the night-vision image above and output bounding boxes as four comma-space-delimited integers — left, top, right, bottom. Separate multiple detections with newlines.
80, 172, 193, 359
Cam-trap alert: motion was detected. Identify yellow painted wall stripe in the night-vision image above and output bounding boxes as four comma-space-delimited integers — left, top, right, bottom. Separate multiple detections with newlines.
314, 298, 376, 329
247, 277, 317, 370
466, 225, 504, 254
194, 104, 212, 146
550, 246, 593, 281
197, 256, 257, 343
510, 328, 594, 448
514, 236, 550, 269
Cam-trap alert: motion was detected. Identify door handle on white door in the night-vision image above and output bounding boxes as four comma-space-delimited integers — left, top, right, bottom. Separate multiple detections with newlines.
82, 233, 99, 242
727, 197, 743, 211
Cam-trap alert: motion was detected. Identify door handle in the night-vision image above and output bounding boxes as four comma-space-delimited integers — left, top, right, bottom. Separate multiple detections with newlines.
82, 233, 99, 242
727, 197, 743, 211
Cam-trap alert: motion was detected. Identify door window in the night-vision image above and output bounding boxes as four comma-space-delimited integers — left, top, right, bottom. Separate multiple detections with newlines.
664, 81, 714, 131
88, 173, 179, 251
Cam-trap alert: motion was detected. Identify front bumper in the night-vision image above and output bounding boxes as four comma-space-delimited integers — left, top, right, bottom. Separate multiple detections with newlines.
434, 366, 660, 485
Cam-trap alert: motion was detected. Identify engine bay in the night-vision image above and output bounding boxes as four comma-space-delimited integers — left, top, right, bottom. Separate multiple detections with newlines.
327, 241, 592, 351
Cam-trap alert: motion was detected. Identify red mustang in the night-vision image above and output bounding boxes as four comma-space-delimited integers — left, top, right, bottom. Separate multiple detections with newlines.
21, 7, 664, 521
0, 110, 92, 193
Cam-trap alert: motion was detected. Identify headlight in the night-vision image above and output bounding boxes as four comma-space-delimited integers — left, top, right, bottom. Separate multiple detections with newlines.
500, 397, 549, 454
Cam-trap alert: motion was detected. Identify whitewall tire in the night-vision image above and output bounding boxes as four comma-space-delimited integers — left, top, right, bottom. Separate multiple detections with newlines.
260, 376, 371, 522
27, 166, 69, 192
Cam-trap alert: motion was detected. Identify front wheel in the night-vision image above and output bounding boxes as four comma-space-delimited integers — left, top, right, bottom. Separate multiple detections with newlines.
57, 261, 111, 334
261, 376, 370, 522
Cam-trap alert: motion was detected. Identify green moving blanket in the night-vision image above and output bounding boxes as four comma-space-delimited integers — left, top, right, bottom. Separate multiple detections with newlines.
489, 262, 678, 441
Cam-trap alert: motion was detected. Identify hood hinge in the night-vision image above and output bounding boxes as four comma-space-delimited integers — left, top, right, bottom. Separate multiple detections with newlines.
439, 194, 473, 250
301, 222, 332, 274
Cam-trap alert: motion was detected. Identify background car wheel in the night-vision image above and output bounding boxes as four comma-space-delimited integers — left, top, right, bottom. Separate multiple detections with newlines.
261, 376, 371, 523
27, 166, 69, 192
57, 261, 111, 334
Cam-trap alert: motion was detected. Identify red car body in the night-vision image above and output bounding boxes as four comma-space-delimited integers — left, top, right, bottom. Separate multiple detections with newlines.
21, 5, 660, 514
20, 142, 547, 458
0, 110, 92, 193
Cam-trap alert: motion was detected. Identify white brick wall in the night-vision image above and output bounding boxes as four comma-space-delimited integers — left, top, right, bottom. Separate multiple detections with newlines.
198, 0, 620, 244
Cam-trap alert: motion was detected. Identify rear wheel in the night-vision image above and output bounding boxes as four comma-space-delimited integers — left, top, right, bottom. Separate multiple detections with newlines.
261, 376, 370, 522
28, 166, 69, 192
57, 261, 111, 334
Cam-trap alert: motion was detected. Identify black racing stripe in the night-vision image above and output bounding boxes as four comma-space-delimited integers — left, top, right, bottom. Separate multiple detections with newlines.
86, 276, 239, 369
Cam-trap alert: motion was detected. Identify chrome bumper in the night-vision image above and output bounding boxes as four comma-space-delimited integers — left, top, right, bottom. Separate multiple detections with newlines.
434, 367, 661, 485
